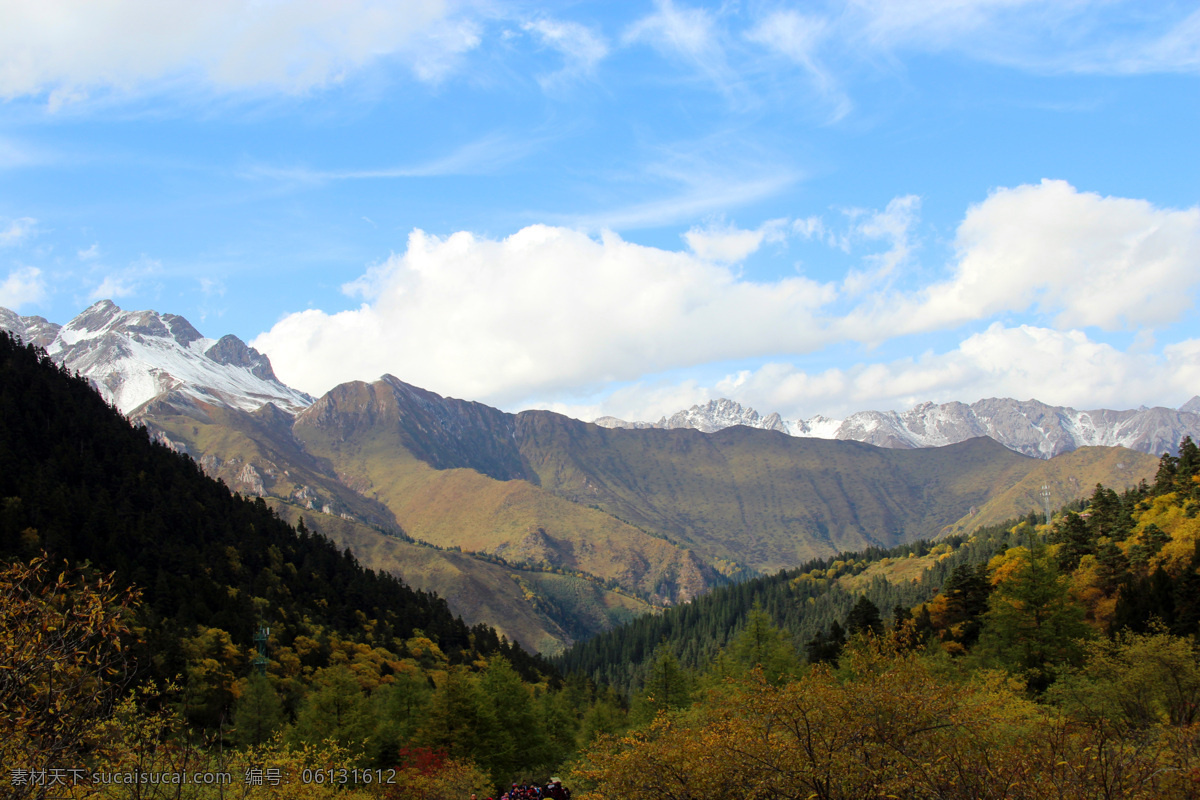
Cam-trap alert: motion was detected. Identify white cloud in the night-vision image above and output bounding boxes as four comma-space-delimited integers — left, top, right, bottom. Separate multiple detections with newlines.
683, 218, 787, 263
841, 195, 920, 295
0, 266, 46, 308
844, 180, 1200, 340
88, 275, 137, 302
624, 0, 742, 96
245, 132, 545, 184
576, 324, 1200, 423
845, 0, 1200, 75
0, 217, 37, 246
560, 170, 798, 231
625, 0, 717, 60
84, 257, 163, 303
252, 182, 1200, 417
77, 243, 99, 260
0, 0, 472, 102
523, 18, 608, 87
253, 225, 837, 403
745, 10, 850, 120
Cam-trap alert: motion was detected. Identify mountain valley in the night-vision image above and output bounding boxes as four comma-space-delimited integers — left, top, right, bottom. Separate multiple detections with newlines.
1, 301, 1175, 653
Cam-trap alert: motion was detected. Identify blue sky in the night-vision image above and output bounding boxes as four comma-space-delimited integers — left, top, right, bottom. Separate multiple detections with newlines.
1, 0, 1198, 421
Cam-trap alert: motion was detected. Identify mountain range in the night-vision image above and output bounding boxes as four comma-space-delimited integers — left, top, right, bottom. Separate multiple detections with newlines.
1, 301, 1176, 653
598, 396, 1200, 459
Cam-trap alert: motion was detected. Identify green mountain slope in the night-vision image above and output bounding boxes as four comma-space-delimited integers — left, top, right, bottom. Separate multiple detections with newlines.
269, 500, 654, 655
137, 373, 1162, 654
0, 332, 547, 679
943, 445, 1157, 534
514, 415, 1044, 570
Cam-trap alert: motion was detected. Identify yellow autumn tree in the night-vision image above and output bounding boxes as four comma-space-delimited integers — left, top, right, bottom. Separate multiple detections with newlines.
0, 554, 139, 774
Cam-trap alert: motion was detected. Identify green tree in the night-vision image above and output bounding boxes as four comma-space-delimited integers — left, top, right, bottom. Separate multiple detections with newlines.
372, 669, 433, 766
420, 666, 498, 765
1051, 511, 1094, 571
636, 648, 690, 720
720, 605, 799, 685
1050, 628, 1200, 728
478, 655, 550, 780
289, 664, 374, 759
845, 595, 883, 637
232, 673, 284, 746
804, 620, 845, 666
975, 544, 1092, 692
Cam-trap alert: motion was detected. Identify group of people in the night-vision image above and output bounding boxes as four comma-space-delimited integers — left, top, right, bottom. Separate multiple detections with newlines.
473, 781, 571, 800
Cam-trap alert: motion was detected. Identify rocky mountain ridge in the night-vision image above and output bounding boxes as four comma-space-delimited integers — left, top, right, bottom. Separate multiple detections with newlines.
597, 395, 1200, 459
0, 300, 312, 415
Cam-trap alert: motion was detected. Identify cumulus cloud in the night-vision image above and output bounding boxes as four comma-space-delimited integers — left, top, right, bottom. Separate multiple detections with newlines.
0, 0, 472, 101
844, 180, 1200, 340
577, 324, 1200, 423
252, 181, 1200, 416
0, 266, 46, 308
683, 218, 787, 262
253, 225, 837, 403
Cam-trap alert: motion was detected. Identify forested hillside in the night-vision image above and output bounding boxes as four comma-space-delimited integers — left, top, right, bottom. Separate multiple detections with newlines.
1, 332, 618, 797
562, 439, 1200, 799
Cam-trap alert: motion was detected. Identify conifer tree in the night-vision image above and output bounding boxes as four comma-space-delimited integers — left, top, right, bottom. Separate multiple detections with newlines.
846, 596, 883, 637
638, 649, 691, 717
232, 673, 284, 746
289, 664, 374, 759
975, 543, 1091, 692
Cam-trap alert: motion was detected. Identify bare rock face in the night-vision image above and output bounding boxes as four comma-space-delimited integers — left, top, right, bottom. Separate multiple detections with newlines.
0, 308, 62, 348
236, 462, 267, 496
1182, 396, 1200, 415
204, 334, 280, 382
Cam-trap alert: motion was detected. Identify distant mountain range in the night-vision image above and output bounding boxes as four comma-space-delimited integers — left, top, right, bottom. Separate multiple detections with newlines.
1, 301, 1175, 653
597, 396, 1200, 459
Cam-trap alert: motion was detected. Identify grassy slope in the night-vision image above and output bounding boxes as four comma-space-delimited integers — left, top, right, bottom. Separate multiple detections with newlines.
943, 446, 1158, 534
516, 415, 1042, 572
269, 502, 653, 655
292, 413, 717, 604
138, 396, 403, 528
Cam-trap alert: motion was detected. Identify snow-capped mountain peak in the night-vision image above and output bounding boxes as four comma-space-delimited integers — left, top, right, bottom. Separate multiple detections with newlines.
599, 396, 1200, 459
2, 300, 312, 416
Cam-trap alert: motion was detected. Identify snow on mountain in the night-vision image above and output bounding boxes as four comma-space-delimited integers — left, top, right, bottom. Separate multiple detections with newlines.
598, 396, 1200, 459
596, 398, 811, 435
1, 300, 312, 415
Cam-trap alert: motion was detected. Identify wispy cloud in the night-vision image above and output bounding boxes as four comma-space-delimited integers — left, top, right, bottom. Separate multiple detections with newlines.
745, 10, 851, 122
0, 217, 37, 246
558, 171, 799, 231
244, 131, 546, 185
523, 17, 609, 88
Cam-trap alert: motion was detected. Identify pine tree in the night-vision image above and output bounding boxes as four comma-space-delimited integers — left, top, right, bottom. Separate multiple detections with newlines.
722, 605, 800, 685
232, 673, 284, 746
975, 543, 1091, 692
846, 596, 883, 637
638, 649, 691, 717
